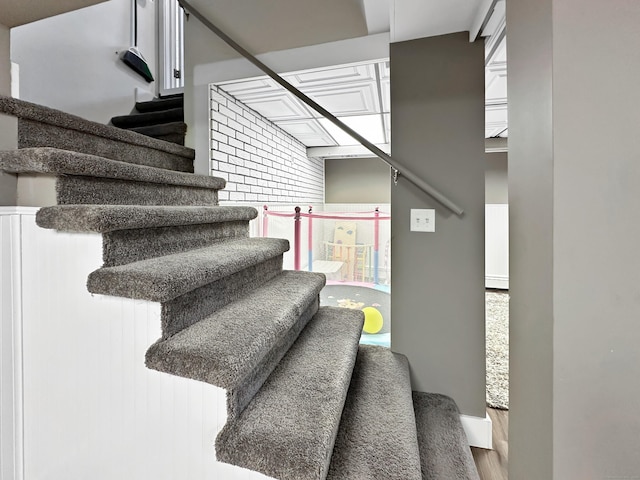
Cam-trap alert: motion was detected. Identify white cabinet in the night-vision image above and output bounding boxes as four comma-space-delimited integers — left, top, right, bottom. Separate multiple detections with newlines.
486, 204, 509, 289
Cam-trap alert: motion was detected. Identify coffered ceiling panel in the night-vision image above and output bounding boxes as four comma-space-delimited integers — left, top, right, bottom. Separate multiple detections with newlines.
284, 63, 377, 88
217, 77, 280, 97
303, 83, 381, 117
379, 75, 391, 113
485, 35, 507, 138
239, 92, 313, 121
275, 119, 338, 146
485, 104, 508, 138
383, 113, 391, 144
486, 68, 507, 106
215, 33, 508, 147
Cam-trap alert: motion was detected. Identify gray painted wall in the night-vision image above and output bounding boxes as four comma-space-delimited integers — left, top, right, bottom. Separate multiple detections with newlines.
507, 0, 554, 475
390, 33, 486, 417
326, 153, 506, 206
485, 152, 507, 204
509, 0, 640, 478
325, 157, 390, 203
0, 24, 9, 95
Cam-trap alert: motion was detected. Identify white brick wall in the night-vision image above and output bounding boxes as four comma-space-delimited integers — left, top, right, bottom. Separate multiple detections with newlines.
210, 85, 324, 204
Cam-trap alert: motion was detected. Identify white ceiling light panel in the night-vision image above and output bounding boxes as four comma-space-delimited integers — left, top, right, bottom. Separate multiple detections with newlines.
319, 115, 386, 146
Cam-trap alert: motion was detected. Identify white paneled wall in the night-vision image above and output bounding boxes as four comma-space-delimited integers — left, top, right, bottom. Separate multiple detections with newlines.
0, 209, 271, 480
1, 209, 25, 480
485, 204, 509, 289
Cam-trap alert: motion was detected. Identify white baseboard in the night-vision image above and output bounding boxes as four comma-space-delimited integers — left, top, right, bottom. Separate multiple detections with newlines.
460, 413, 493, 449
485, 275, 509, 290
0, 207, 38, 215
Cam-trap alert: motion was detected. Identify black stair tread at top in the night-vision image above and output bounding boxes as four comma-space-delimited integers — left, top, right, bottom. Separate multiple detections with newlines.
0, 147, 224, 189
111, 107, 184, 128
129, 122, 187, 136
87, 237, 290, 302
147, 134, 185, 146
215, 306, 364, 480
36, 205, 258, 233
135, 96, 184, 113
326, 345, 423, 480
0, 95, 194, 159
146, 270, 328, 389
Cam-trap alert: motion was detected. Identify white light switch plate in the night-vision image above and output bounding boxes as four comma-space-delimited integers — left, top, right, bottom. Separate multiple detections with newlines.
410, 209, 435, 232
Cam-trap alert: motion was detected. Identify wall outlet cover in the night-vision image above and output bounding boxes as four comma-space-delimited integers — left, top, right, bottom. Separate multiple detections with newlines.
410, 208, 435, 232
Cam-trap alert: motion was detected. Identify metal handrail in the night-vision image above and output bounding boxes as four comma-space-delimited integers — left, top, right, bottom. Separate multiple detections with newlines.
178, 0, 464, 216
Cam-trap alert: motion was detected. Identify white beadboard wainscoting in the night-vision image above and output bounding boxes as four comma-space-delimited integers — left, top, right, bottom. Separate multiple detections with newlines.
485, 204, 509, 289
0, 208, 270, 480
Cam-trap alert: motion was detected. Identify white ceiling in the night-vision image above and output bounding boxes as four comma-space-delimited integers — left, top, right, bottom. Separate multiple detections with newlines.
214, 0, 507, 150
485, 32, 508, 138
389, 0, 480, 42
0, 0, 107, 28
217, 61, 390, 147
216, 33, 507, 148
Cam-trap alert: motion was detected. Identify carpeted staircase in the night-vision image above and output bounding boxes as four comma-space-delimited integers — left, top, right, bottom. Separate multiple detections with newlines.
110, 94, 187, 145
0, 95, 479, 480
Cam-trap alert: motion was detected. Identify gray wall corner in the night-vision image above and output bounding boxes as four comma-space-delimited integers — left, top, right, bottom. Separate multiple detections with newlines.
390, 32, 486, 418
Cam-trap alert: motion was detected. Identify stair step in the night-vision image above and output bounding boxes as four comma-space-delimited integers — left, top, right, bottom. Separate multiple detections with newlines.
129, 121, 187, 137
36, 205, 257, 233
146, 271, 328, 416
0, 95, 194, 172
326, 345, 423, 480
215, 306, 364, 480
111, 107, 184, 128
135, 96, 183, 113
37, 205, 257, 266
413, 392, 480, 480
0, 147, 223, 206
161, 256, 285, 339
102, 222, 252, 267
128, 121, 187, 145
87, 237, 290, 302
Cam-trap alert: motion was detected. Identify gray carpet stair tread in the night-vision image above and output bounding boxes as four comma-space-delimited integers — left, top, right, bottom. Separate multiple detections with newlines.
0, 95, 194, 159
326, 345, 423, 480
36, 205, 257, 233
413, 392, 480, 480
216, 306, 364, 480
0, 147, 223, 189
87, 237, 290, 302
146, 271, 328, 391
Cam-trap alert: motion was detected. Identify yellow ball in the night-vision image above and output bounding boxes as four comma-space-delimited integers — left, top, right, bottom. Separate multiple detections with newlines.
362, 306, 384, 334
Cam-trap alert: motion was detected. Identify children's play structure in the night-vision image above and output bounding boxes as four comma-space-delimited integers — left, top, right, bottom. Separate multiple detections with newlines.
261, 206, 391, 346
262, 206, 391, 284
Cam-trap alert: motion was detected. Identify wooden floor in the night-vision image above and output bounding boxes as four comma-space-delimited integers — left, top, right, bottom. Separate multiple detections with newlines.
472, 408, 508, 480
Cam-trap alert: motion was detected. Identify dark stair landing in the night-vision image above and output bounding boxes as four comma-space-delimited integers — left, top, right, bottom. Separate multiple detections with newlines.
110, 94, 186, 146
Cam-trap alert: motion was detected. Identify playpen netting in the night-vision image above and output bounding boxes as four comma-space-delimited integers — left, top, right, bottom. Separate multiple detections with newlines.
261, 206, 391, 347
262, 206, 391, 284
